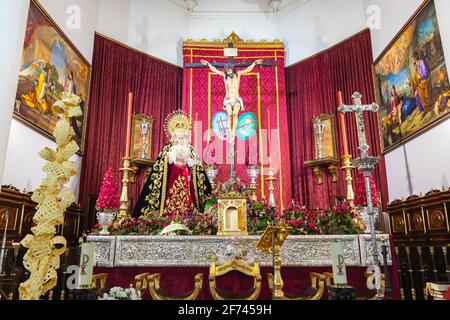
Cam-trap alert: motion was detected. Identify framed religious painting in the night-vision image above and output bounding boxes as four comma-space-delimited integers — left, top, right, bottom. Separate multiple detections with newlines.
130, 114, 155, 165
13, 0, 91, 154
373, 0, 450, 153
312, 113, 338, 160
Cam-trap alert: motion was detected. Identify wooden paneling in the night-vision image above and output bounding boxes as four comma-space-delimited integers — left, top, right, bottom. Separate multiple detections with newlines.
387, 189, 450, 244
387, 189, 450, 300
0, 186, 85, 245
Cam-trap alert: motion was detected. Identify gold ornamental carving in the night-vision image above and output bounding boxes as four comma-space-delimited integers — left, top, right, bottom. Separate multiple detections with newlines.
209, 256, 261, 300
392, 215, 406, 233
184, 31, 284, 48
217, 195, 248, 236
19, 93, 81, 300
427, 209, 446, 230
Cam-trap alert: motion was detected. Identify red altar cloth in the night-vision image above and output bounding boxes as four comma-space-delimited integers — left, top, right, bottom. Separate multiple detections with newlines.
94, 266, 400, 300
182, 44, 292, 209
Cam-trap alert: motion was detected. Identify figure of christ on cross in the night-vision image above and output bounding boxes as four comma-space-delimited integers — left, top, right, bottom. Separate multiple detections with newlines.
200, 58, 263, 141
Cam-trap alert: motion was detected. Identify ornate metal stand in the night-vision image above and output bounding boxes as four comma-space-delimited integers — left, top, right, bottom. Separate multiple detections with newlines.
328, 285, 356, 300
338, 92, 383, 299
381, 241, 392, 300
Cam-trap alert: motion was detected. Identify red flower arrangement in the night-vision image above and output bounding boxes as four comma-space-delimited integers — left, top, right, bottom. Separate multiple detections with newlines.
103, 209, 218, 236
95, 167, 120, 211
247, 201, 276, 234
277, 201, 320, 235
354, 172, 381, 207
319, 201, 358, 234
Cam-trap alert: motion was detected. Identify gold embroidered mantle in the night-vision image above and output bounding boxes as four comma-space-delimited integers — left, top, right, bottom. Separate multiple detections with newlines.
134, 142, 211, 216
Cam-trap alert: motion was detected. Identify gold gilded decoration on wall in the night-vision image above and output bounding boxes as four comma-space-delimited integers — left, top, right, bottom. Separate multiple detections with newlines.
19, 93, 81, 300
184, 31, 284, 48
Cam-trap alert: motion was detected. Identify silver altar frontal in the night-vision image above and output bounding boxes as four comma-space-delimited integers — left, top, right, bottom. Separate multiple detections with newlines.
87, 234, 392, 268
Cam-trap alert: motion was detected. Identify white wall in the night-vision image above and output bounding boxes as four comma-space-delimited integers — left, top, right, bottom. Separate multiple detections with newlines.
279, 0, 367, 65
365, 0, 450, 201
2, 0, 99, 200
95, 0, 131, 46
0, 0, 30, 187
94, 0, 369, 66
128, 0, 188, 66
3, 121, 82, 198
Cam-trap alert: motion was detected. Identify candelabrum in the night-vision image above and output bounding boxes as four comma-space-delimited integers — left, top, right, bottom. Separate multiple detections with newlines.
265, 167, 277, 207
117, 157, 135, 224
246, 164, 260, 202
314, 118, 326, 159
205, 164, 219, 189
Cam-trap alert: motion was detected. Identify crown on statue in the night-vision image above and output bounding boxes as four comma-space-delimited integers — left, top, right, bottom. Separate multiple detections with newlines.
164, 110, 192, 137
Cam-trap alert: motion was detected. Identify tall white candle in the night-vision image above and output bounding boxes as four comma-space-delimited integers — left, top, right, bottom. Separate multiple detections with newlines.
331, 241, 348, 286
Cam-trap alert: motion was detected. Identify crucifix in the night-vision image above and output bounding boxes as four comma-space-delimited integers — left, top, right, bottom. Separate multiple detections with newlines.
186, 42, 276, 180
338, 91, 383, 299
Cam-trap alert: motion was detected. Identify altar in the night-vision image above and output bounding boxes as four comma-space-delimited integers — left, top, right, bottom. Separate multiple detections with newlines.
88, 234, 399, 300
87, 33, 396, 300
89, 234, 391, 267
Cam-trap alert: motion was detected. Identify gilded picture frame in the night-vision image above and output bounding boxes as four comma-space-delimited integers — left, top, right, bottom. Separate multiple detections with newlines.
373, 0, 450, 153
312, 113, 338, 159
14, 0, 91, 154
130, 114, 155, 165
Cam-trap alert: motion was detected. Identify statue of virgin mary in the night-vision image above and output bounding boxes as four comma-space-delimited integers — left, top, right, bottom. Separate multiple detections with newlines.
133, 111, 211, 217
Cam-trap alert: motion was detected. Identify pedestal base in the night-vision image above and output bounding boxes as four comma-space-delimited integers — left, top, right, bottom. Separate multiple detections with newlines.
67, 288, 98, 300
328, 285, 356, 300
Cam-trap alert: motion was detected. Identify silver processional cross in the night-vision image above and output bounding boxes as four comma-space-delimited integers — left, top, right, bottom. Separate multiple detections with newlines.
338, 92, 379, 158
338, 92, 384, 300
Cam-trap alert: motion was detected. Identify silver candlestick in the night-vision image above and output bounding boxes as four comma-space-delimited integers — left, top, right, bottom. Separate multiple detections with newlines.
246, 164, 260, 202
313, 118, 326, 159
339, 91, 383, 300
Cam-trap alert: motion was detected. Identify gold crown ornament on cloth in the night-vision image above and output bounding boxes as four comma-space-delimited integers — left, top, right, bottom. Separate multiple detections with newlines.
164, 110, 192, 137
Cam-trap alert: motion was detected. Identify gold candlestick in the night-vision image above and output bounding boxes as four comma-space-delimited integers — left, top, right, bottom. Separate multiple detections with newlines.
117, 157, 134, 223
341, 154, 355, 206
249, 185, 258, 202
265, 167, 277, 207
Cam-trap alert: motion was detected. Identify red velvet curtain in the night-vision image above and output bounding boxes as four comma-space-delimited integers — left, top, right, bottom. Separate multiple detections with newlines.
79, 34, 182, 217
286, 29, 389, 210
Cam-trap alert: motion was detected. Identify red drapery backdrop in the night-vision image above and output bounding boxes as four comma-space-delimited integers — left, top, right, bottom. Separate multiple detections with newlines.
79, 34, 183, 218
182, 44, 292, 208
286, 29, 389, 210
